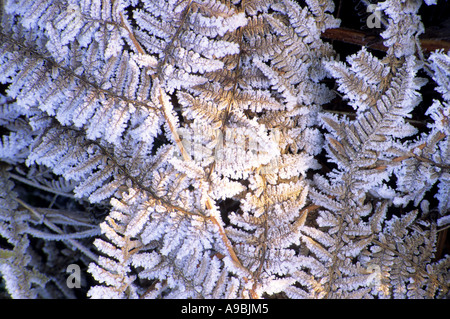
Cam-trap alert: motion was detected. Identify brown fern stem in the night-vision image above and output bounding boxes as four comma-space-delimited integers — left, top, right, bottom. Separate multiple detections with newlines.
119, 12, 145, 55
157, 88, 248, 276
322, 27, 450, 54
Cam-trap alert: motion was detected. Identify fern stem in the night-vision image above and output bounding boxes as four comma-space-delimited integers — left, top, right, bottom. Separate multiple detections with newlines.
119, 12, 145, 55
157, 87, 248, 275
322, 109, 429, 127
14, 197, 98, 262
9, 173, 76, 199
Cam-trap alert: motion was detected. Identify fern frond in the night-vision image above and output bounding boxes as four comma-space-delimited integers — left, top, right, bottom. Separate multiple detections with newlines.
1, 0, 449, 300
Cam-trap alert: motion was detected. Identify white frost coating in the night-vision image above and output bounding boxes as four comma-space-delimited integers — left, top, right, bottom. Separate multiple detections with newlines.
0, 0, 448, 300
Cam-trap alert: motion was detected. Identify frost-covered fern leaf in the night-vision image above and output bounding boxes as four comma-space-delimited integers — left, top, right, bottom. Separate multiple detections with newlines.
25, 125, 120, 202
86, 0, 341, 299
208, 0, 338, 297
429, 50, 450, 101
1, 0, 449, 300
321, 53, 423, 196
133, 0, 245, 92
360, 210, 450, 298
303, 0, 450, 299
87, 189, 144, 299
0, 95, 34, 164
88, 186, 244, 298
378, 0, 425, 58
386, 50, 450, 213
420, 50, 450, 219
0, 0, 160, 146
